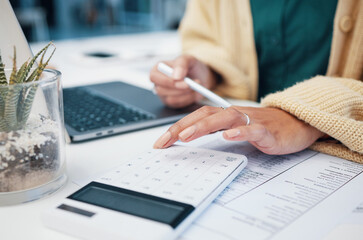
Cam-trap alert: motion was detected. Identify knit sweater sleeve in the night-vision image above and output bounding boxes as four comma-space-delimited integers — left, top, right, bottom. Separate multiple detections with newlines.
178, 0, 253, 99
261, 76, 363, 163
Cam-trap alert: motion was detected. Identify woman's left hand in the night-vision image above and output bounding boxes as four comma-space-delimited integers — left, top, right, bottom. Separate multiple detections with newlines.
153, 106, 324, 155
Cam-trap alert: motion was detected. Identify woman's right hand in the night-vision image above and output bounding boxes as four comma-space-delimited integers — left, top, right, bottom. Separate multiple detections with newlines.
150, 55, 217, 108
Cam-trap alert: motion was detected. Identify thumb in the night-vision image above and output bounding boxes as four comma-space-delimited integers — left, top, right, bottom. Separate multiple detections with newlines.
223, 124, 279, 154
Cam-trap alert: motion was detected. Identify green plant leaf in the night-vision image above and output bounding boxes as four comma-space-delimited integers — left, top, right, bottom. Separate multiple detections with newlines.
25, 68, 38, 83
0, 88, 7, 118
23, 42, 53, 83
0, 117, 7, 131
0, 42, 56, 132
4, 85, 21, 131
9, 47, 17, 85
15, 60, 29, 84
17, 85, 29, 119
0, 53, 7, 85
26, 43, 55, 83
28, 41, 52, 69
0, 88, 9, 131
35, 46, 56, 81
18, 84, 37, 127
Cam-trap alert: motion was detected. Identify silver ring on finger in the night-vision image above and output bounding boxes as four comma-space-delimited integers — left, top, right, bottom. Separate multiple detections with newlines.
242, 112, 250, 126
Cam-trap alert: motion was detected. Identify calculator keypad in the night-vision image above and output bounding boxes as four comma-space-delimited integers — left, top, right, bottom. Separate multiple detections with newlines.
96, 146, 245, 206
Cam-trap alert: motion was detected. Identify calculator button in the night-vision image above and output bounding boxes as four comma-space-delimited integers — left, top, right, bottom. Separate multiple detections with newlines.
95, 147, 246, 207
152, 187, 178, 200
97, 170, 122, 184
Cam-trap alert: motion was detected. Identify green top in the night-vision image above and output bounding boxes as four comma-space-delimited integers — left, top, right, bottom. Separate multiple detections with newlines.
250, 0, 337, 99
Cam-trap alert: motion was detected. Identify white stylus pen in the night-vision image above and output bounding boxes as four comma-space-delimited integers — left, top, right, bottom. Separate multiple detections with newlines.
157, 63, 232, 108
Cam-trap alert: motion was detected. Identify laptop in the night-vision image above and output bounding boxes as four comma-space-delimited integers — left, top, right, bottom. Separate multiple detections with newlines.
63, 81, 201, 142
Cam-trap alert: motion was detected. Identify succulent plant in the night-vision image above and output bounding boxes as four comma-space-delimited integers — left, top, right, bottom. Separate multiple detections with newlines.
0, 42, 55, 132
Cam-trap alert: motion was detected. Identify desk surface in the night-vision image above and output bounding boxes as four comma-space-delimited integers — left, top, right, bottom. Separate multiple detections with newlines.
1, 31, 362, 240
0, 32, 178, 240
0, 31, 255, 240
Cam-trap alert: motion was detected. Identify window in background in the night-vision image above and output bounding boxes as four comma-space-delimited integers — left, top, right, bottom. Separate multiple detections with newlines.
10, 0, 187, 42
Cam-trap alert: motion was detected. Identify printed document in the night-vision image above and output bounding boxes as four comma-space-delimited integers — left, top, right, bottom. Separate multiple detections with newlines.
177, 133, 363, 240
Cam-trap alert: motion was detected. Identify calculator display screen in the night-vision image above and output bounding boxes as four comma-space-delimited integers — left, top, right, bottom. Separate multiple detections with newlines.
68, 182, 194, 228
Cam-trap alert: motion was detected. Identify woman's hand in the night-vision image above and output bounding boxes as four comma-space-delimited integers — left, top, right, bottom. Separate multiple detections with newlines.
150, 55, 217, 108
154, 106, 324, 155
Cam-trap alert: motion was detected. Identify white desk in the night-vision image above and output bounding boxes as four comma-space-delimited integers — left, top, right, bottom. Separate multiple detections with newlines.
0, 31, 251, 240
0, 31, 180, 240
0, 31, 362, 240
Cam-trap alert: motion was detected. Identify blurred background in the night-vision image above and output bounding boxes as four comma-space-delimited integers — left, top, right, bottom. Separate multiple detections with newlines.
10, 0, 187, 42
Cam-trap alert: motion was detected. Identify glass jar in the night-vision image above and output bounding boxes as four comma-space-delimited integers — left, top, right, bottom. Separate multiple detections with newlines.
0, 69, 67, 205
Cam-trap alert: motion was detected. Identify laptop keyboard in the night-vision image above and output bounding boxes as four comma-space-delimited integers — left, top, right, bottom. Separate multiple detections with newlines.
63, 88, 155, 132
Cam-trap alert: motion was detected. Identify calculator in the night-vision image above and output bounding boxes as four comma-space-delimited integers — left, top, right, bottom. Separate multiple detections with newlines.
43, 146, 247, 240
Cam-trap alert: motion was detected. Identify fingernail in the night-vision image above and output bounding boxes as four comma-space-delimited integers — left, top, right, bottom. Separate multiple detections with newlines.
225, 129, 240, 138
179, 126, 196, 141
154, 131, 171, 148
172, 67, 184, 79
175, 81, 189, 89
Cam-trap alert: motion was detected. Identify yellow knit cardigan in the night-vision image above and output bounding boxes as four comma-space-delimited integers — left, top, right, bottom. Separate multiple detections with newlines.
179, 0, 363, 163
